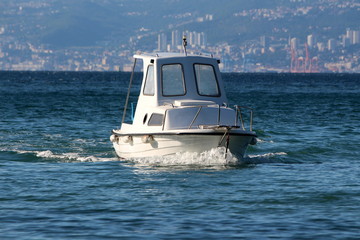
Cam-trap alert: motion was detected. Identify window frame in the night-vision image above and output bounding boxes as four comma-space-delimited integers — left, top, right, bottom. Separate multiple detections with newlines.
193, 63, 221, 97
143, 65, 155, 96
147, 113, 164, 126
161, 63, 187, 97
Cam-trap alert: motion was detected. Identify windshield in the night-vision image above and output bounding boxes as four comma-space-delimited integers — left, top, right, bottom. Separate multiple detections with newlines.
162, 64, 186, 96
194, 64, 220, 96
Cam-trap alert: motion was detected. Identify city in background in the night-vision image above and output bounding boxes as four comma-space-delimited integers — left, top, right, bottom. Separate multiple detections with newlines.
0, 0, 359, 72
155, 28, 360, 73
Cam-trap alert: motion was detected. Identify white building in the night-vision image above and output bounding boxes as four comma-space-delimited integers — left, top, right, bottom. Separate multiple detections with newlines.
327, 39, 336, 51
290, 38, 299, 50
158, 33, 167, 51
353, 30, 360, 45
345, 29, 360, 45
171, 30, 180, 49
342, 35, 351, 48
307, 34, 316, 48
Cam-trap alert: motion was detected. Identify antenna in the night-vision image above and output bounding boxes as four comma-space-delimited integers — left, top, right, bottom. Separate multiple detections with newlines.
182, 35, 187, 56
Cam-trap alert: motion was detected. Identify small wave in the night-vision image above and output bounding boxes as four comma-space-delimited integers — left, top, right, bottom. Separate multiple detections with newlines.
36, 150, 97, 162
36, 150, 118, 162
2, 148, 116, 163
256, 138, 274, 144
42, 133, 63, 139
248, 152, 287, 158
244, 152, 288, 164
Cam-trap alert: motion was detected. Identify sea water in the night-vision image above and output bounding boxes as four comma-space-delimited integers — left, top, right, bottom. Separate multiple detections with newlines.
0, 71, 359, 239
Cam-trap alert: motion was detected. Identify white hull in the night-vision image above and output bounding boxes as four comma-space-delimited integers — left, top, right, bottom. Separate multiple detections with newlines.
112, 132, 255, 160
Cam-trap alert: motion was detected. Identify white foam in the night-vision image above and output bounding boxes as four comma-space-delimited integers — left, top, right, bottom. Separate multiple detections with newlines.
2, 146, 289, 166
36, 150, 54, 158
248, 152, 287, 158
9, 149, 117, 162
42, 134, 63, 139
242, 152, 288, 164
256, 138, 274, 144
35, 150, 99, 162
128, 147, 241, 167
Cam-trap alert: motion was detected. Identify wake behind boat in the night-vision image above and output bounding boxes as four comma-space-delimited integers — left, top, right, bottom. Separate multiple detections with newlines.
110, 37, 257, 160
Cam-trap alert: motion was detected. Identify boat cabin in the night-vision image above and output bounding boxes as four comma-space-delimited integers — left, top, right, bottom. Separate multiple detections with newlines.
135, 53, 227, 107
122, 53, 238, 133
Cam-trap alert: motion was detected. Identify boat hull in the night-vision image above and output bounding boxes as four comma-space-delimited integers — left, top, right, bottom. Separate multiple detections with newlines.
111, 132, 256, 160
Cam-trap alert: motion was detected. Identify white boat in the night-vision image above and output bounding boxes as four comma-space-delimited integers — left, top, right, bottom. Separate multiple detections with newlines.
110, 38, 257, 160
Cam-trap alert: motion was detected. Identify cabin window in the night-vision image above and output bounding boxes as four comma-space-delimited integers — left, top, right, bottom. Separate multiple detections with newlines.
143, 65, 155, 95
148, 113, 164, 126
194, 64, 220, 96
162, 64, 186, 96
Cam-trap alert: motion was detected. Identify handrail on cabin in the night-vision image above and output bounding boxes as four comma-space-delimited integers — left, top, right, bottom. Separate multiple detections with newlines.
188, 106, 203, 129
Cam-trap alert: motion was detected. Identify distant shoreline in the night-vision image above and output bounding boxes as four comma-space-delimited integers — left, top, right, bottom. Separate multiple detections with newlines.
1, 70, 359, 75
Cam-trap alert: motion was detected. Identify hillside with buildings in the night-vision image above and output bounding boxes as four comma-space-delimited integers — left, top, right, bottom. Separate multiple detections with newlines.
0, 0, 359, 72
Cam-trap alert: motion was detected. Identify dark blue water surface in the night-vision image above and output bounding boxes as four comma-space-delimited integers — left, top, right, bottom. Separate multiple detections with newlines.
1, 71, 360, 239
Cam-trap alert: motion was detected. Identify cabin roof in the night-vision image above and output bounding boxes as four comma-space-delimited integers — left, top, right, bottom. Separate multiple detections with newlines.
133, 52, 218, 61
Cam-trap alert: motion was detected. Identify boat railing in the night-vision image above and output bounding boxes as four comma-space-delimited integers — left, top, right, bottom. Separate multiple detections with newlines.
162, 105, 254, 131
121, 58, 137, 126
235, 105, 253, 131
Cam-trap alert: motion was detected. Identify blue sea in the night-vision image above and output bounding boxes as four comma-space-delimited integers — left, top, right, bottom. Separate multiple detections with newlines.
1, 71, 359, 239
